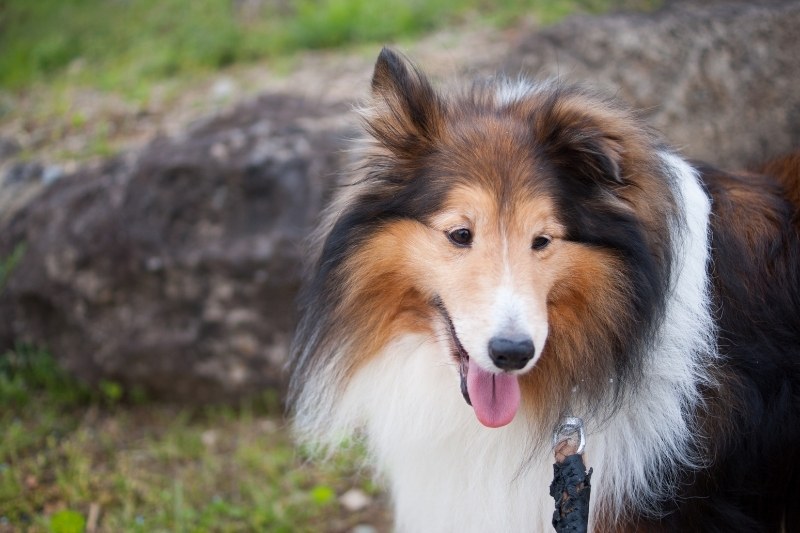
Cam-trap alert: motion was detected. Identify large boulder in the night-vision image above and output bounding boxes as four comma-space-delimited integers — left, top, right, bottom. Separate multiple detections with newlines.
1, 0, 797, 400
0, 95, 352, 400
503, 0, 800, 168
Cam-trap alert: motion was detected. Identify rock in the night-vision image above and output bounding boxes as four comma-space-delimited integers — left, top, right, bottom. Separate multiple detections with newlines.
201, 429, 219, 448
0, 94, 353, 400
502, 0, 800, 168
211, 77, 238, 101
41, 165, 64, 186
3, 162, 42, 186
339, 489, 373, 512
0, 136, 21, 162
351, 525, 377, 533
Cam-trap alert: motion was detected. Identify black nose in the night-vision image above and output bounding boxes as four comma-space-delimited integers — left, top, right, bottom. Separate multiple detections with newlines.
488, 336, 535, 371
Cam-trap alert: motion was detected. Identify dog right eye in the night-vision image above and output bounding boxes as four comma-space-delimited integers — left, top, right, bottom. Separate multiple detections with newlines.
447, 228, 473, 247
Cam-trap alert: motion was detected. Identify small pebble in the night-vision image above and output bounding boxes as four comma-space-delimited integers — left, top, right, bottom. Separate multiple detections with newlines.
211, 78, 237, 101
210, 142, 228, 161
339, 488, 372, 512
201, 430, 218, 448
42, 165, 63, 185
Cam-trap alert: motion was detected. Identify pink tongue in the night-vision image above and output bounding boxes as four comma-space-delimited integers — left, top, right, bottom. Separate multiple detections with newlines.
466, 357, 520, 428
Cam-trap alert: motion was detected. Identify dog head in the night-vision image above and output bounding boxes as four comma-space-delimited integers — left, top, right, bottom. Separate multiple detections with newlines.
294, 49, 677, 428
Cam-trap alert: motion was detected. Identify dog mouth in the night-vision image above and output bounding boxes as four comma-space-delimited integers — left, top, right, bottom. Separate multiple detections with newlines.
432, 296, 521, 428
433, 297, 472, 406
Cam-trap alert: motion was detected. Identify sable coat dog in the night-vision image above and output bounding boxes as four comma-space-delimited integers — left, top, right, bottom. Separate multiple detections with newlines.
290, 48, 800, 532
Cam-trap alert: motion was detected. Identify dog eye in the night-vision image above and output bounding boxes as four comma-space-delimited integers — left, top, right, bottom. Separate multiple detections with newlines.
447, 228, 473, 247
532, 235, 551, 250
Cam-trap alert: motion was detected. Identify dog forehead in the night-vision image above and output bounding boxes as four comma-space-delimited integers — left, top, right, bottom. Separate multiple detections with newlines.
442, 113, 531, 158
434, 114, 556, 187
436, 183, 558, 230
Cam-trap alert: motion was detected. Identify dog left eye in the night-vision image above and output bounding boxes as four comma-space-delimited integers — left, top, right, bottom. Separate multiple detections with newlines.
532, 235, 551, 250
447, 228, 473, 246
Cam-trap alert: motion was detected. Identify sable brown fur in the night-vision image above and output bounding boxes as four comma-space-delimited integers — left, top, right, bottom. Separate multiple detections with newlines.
290, 48, 800, 532
350, 55, 682, 429
757, 150, 800, 211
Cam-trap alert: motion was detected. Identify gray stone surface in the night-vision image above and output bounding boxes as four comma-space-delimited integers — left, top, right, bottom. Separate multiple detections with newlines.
502, 0, 800, 168
0, 95, 352, 399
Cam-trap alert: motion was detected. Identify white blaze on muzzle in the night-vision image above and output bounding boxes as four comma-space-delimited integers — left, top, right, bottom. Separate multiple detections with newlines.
455, 282, 549, 428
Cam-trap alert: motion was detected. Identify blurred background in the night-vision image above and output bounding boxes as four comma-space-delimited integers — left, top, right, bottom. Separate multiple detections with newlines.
1, 0, 798, 531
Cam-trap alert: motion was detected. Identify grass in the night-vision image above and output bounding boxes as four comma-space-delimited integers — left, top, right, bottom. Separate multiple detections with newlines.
0, 244, 26, 293
0, 0, 660, 162
0, 0, 660, 96
0, 345, 384, 532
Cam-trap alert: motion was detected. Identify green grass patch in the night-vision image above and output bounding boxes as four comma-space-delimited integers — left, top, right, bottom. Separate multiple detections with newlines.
0, 0, 660, 95
0, 346, 383, 531
0, 243, 26, 292
0, 0, 660, 162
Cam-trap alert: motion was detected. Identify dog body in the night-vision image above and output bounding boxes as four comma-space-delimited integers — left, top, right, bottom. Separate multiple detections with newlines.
290, 49, 800, 531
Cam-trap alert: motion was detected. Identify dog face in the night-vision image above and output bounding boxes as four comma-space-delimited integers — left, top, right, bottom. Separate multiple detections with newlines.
423, 183, 556, 377
294, 48, 677, 428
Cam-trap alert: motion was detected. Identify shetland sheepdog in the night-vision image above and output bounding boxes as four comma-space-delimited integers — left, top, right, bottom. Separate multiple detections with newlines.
289, 48, 800, 532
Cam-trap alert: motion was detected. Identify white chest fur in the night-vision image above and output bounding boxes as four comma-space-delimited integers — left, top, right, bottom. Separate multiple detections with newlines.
296, 151, 716, 531
340, 335, 557, 532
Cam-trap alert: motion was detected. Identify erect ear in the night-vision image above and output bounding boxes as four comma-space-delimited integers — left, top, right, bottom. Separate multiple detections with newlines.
366, 47, 444, 154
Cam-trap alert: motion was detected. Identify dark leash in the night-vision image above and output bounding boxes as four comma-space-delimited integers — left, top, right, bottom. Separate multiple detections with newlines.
550, 417, 592, 533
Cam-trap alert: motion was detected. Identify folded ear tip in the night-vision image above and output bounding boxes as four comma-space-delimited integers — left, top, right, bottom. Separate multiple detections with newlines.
378, 46, 397, 61
367, 48, 442, 148
372, 47, 406, 90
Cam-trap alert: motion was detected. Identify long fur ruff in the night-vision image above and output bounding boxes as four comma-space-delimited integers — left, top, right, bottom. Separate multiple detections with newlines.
290, 48, 800, 532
